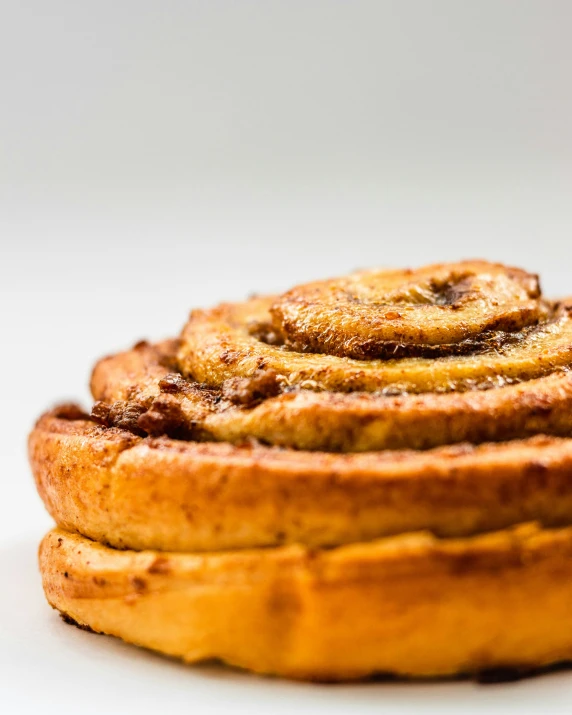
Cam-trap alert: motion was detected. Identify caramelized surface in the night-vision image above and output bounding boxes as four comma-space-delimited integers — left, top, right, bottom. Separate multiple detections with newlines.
270, 261, 545, 358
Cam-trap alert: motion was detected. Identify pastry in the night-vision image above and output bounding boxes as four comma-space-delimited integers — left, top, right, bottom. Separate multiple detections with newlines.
30, 260, 572, 680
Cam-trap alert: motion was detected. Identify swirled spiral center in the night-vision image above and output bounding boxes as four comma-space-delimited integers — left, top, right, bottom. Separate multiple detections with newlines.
269, 260, 545, 359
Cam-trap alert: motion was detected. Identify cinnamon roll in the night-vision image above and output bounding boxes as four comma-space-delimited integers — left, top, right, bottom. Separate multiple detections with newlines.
29, 260, 572, 681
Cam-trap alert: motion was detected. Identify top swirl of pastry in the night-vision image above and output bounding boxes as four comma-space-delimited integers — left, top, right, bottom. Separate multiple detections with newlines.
30, 260, 572, 552
270, 261, 545, 359
178, 260, 571, 397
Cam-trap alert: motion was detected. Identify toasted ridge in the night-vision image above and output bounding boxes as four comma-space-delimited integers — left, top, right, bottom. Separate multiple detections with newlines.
29, 409, 572, 552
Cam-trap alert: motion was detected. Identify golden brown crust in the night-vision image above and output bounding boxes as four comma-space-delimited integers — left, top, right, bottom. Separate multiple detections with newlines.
91, 337, 572, 452
270, 261, 544, 359
179, 295, 572, 394
40, 526, 572, 680
29, 409, 572, 551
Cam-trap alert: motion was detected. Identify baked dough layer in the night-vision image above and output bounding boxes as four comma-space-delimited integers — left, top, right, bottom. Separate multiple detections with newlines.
90, 338, 572, 452
30, 409, 572, 552
179, 296, 572, 394
270, 261, 544, 358
40, 525, 572, 681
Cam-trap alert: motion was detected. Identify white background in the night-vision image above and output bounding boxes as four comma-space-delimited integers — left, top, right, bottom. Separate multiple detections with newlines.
1, 1, 572, 712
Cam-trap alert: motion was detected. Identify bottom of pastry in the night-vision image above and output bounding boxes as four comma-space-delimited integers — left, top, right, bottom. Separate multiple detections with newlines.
40, 525, 572, 682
